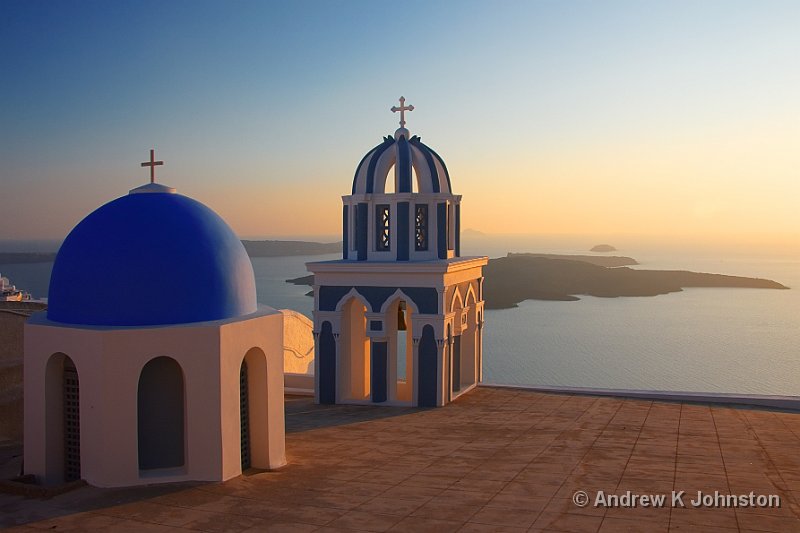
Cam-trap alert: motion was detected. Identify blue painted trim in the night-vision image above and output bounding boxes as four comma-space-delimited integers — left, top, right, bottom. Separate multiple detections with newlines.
365, 137, 395, 194
418, 325, 438, 407
418, 141, 452, 193
351, 146, 376, 194
409, 137, 440, 193
455, 204, 461, 257
371, 342, 388, 403
318, 285, 439, 314
397, 135, 412, 193
397, 202, 409, 261
437, 202, 447, 259
356, 203, 368, 261
342, 205, 349, 258
319, 321, 336, 404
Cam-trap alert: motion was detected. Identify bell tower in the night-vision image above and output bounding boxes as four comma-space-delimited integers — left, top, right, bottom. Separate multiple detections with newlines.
308, 98, 488, 407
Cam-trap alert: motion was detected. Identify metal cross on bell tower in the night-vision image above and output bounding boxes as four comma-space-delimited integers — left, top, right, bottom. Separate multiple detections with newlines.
140, 149, 164, 184
391, 96, 414, 128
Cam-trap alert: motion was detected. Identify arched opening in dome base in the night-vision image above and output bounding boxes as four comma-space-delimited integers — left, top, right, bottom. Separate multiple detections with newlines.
138, 357, 185, 473
240, 347, 271, 471
43, 352, 81, 485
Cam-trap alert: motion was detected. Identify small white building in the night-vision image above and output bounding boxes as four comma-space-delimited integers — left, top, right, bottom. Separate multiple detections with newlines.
24, 163, 287, 488
308, 99, 488, 407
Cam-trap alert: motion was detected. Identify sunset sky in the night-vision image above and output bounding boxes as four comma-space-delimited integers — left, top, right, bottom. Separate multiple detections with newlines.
1, 0, 798, 250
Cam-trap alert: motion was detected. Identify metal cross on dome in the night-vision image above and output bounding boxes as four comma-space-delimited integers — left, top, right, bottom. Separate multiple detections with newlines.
391, 96, 414, 128
140, 149, 164, 184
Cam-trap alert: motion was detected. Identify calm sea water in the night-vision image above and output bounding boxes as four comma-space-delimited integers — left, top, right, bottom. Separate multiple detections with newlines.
2, 241, 797, 396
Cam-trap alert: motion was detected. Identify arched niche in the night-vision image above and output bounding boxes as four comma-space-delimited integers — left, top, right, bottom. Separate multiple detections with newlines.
138, 356, 185, 471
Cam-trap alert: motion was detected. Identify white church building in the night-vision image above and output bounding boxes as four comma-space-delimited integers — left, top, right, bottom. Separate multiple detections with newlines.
24, 154, 287, 487
23, 99, 487, 489
308, 98, 488, 407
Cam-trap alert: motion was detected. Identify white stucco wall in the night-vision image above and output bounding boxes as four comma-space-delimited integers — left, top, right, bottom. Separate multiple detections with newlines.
280, 309, 314, 375
24, 307, 286, 488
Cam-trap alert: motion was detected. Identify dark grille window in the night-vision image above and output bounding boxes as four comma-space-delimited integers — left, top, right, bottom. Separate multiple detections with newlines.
240, 361, 250, 470
415, 204, 428, 251
64, 361, 80, 482
376, 205, 390, 251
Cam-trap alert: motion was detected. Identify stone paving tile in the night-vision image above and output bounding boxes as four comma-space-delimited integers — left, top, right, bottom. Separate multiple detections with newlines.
181, 511, 274, 532
3, 387, 800, 532
326, 509, 403, 532
411, 500, 480, 522
276, 504, 347, 525
532, 510, 604, 532
388, 515, 465, 532
241, 523, 317, 533
93, 500, 215, 527
599, 516, 669, 532
602, 504, 670, 524
24, 511, 125, 531
733, 511, 800, 532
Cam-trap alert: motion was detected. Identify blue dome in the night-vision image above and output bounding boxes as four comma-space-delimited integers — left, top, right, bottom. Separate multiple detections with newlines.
48, 191, 257, 326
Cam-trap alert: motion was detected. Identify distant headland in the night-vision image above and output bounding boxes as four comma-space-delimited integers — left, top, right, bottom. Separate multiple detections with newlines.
507, 252, 637, 268
0, 240, 343, 264
0, 252, 57, 265
240, 240, 340, 257
484, 254, 789, 309
288, 252, 789, 309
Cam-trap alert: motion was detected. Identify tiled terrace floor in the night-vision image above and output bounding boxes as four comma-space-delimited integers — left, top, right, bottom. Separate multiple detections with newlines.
3, 386, 800, 532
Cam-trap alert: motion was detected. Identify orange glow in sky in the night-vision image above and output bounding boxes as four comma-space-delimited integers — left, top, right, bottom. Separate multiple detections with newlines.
1, 1, 798, 253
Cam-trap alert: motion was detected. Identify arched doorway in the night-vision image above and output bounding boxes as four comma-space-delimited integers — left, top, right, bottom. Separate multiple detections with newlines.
45, 353, 80, 483
138, 357, 184, 471
460, 288, 478, 390
340, 297, 371, 401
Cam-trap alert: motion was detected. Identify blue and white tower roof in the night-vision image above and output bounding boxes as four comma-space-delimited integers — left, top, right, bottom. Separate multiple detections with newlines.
47, 151, 257, 327
352, 97, 452, 195
343, 98, 462, 262
351, 133, 452, 195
